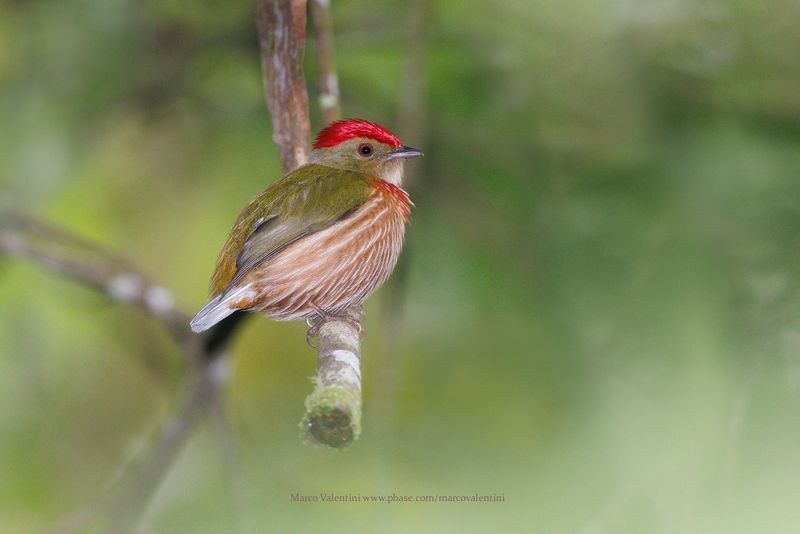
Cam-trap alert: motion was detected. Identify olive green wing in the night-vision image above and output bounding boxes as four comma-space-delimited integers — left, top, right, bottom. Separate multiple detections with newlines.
208, 164, 373, 297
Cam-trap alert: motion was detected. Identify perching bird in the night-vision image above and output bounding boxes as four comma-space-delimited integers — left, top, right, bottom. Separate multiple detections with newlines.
190, 118, 423, 343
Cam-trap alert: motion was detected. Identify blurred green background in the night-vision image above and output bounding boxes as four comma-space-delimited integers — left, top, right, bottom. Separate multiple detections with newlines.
2, 0, 800, 532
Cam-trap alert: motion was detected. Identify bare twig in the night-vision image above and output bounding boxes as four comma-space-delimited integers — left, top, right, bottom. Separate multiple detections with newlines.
256, 0, 312, 173
1, 206, 235, 533
0, 210, 193, 353
310, 0, 340, 123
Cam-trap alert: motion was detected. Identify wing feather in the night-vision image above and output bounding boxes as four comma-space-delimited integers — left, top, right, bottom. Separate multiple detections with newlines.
208, 164, 372, 297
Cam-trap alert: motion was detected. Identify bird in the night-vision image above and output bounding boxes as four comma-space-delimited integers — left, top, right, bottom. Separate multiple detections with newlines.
190, 118, 423, 344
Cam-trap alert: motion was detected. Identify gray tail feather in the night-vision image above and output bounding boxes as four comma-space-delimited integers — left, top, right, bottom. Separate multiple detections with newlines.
190, 294, 238, 333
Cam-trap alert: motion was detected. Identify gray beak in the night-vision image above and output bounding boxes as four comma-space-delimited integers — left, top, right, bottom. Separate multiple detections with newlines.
386, 145, 424, 159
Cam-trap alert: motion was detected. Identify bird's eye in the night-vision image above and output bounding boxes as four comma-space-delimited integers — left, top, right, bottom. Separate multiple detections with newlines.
358, 144, 373, 156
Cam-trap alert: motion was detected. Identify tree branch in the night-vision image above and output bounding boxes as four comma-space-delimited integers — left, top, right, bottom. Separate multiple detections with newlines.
0, 209, 194, 354
302, 317, 362, 447
2, 204, 234, 533
256, 0, 312, 173
310, 0, 340, 123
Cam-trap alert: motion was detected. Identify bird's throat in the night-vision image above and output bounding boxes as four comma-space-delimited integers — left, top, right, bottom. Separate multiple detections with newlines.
380, 159, 404, 186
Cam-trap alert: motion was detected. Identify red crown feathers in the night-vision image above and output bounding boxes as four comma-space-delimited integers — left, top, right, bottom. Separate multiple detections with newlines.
313, 119, 402, 149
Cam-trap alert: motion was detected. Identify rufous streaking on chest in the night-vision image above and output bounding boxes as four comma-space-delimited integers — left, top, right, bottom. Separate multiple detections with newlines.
190, 119, 423, 340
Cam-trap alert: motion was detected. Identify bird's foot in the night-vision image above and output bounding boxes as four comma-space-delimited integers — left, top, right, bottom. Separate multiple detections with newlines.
305, 305, 363, 348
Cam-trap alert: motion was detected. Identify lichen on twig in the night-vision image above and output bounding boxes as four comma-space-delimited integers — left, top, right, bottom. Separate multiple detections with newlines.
302, 316, 362, 448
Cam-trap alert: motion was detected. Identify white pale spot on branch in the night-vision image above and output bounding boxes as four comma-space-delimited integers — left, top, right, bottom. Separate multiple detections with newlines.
330, 349, 361, 381
319, 93, 338, 110
144, 285, 175, 316
107, 273, 142, 303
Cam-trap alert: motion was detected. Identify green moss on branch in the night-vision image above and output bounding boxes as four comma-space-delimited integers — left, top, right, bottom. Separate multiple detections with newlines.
301, 318, 362, 448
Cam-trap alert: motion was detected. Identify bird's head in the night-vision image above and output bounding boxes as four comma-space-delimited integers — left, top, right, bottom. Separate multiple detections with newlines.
308, 119, 423, 185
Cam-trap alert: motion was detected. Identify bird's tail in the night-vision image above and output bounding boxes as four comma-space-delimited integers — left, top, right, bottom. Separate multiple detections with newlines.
190, 287, 250, 333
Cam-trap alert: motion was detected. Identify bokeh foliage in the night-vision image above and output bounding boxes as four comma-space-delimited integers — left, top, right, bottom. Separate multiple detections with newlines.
2, 0, 800, 532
